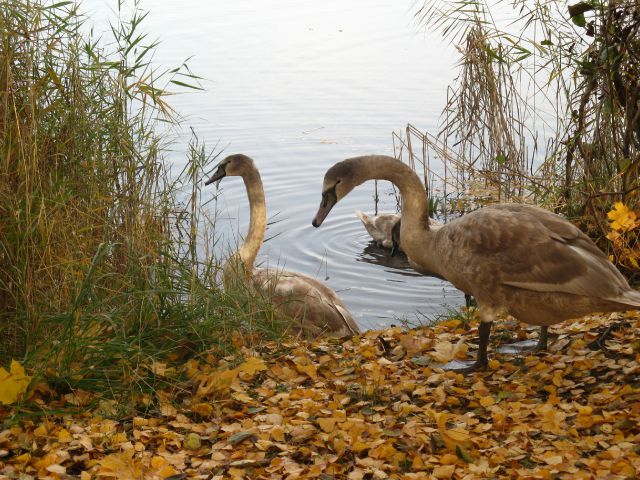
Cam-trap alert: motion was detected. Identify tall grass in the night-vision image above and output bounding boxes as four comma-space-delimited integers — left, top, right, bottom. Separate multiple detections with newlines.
0, 0, 285, 400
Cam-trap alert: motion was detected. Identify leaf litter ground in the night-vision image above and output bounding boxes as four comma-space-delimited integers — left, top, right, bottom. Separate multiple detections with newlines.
1, 312, 640, 479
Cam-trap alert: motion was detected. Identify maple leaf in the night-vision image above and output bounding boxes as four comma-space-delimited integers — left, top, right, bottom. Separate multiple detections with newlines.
98, 451, 144, 479
238, 357, 267, 376
0, 360, 32, 405
608, 202, 638, 232
196, 368, 239, 398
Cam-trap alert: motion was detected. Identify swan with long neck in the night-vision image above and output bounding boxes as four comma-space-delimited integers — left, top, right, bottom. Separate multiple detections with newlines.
312, 155, 640, 370
207, 154, 360, 339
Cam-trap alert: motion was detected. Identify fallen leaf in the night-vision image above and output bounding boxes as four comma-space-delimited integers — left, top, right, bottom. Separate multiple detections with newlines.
238, 357, 267, 376
0, 360, 32, 405
430, 338, 466, 363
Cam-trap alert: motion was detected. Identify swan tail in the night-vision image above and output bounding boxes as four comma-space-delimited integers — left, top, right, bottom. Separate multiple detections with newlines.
608, 288, 640, 308
334, 303, 360, 336
355, 210, 371, 225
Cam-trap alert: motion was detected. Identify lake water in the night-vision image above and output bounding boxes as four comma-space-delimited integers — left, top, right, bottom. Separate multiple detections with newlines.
83, 0, 466, 330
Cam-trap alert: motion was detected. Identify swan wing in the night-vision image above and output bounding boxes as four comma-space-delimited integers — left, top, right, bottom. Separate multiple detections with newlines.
451, 204, 630, 300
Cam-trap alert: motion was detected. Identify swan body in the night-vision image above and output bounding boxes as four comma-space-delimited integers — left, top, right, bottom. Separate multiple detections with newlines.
355, 211, 400, 248
313, 155, 640, 369
207, 154, 359, 339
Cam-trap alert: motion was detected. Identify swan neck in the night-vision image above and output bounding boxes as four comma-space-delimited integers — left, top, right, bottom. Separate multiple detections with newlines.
237, 168, 266, 270
356, 156, 430, 228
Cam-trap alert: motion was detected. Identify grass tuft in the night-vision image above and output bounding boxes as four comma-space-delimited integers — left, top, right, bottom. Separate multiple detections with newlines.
0, 0, 286, 403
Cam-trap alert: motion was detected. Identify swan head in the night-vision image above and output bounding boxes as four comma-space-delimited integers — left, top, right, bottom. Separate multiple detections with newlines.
312, 159, 361, 227
205, 154, 255, 185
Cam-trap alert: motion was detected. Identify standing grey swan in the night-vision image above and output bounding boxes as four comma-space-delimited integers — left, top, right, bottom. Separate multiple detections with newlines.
207, 154, 360, 339
312, 155, 640, 371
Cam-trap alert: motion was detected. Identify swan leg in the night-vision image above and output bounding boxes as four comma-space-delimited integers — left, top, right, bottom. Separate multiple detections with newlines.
440, 321, 491, 373
536, 326, 548, 351
464, 294, 477, 308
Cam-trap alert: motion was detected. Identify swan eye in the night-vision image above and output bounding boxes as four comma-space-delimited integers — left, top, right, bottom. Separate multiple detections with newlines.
321, 186, 337, 208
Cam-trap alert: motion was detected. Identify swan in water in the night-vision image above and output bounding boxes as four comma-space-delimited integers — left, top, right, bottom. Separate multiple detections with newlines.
355, 211, 401, 248
312, 154, 640, 371
356, 210, 441, 250
206, 154, 359, 339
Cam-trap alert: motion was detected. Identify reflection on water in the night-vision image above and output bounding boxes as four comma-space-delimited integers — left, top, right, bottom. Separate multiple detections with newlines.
82, 0, 465, 330
357, 242, 421, 276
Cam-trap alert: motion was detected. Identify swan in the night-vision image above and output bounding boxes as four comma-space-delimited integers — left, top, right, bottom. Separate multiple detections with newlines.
355, 211, 401, 248
312, 155, 640, 371
356, 211, 441, 250
206, 154, 360, 339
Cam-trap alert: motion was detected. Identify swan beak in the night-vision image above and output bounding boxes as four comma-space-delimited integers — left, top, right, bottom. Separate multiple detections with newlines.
312, 189, 337, 227
205, 165, 227, 185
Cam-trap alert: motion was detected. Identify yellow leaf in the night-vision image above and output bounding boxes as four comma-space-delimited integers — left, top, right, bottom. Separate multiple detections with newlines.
440, 453, 459, 465
433, 465, 456, 478
317, 417, 337, 433
606, 230, 621, 242
0, 360, 32, 405
157, 464, 179, 478
150, 361, 167, 376
192, 403, 214, 417
238, 357, 267, 376
479, 396, 495, 407
110, 432, 128, 444
196, 368, 239, 399
271, 426, 285, 442
577, 406, 592, 415
608, 202, 638, 231
427, 408, 470, 451
98, 451, 143, 479
295, 364, 317, 379
58, 428, 73, 443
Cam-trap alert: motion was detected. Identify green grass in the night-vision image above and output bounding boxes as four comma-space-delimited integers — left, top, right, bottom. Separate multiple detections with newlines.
0, 0, 286, 403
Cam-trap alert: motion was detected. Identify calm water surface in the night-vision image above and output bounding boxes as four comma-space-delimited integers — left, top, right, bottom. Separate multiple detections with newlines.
84, 0, 465, 329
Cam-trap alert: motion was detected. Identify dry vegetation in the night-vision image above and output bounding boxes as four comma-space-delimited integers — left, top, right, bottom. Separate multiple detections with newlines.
407, 0, 640, 277
0, 0, 285, 395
